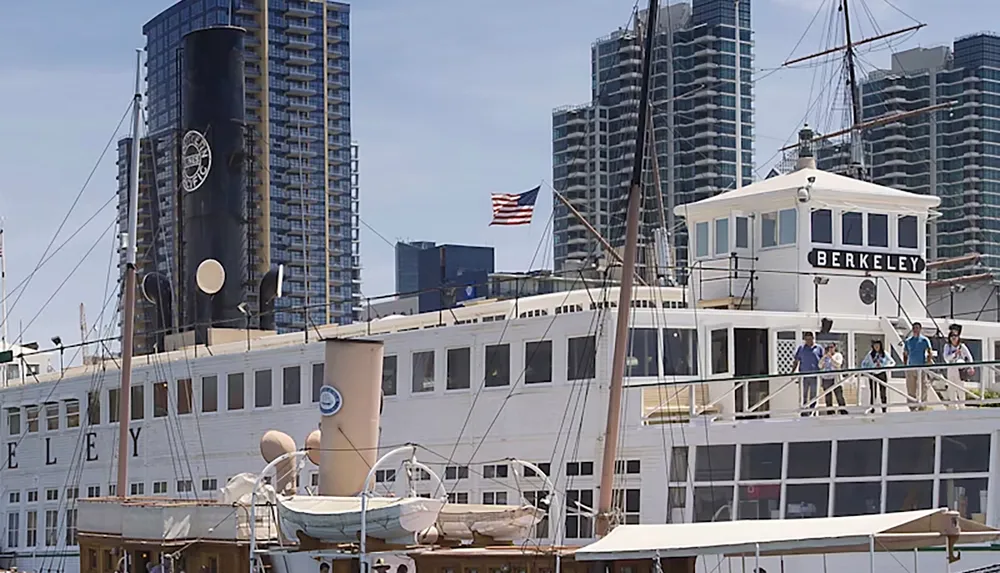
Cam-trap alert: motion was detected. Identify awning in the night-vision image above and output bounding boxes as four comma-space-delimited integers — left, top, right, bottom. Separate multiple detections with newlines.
575, 509, 1000, 561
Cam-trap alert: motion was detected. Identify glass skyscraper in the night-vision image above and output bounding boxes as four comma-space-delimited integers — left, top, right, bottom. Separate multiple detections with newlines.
126, 0, 360, 336
552, 0, 753, 278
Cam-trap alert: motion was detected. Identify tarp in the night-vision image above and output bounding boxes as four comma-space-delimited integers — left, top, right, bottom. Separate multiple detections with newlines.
575, 508, 1000, 561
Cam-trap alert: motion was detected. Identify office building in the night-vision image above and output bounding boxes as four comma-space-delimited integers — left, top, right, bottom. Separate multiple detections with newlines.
552, 0, 754, 278
392, 242, 495, 313
395, 241, 436, 294
123, 0, 359, 340
853, 33, 1000, 279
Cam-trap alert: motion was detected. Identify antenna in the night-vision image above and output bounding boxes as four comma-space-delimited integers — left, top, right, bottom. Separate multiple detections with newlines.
79, 303, 87, 363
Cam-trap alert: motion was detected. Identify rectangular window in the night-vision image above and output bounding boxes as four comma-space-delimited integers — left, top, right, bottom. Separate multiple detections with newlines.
255, 370, 273, 407
714, 218, 729, 255
227, 373, 245, 410
612, 488, 641, 524
834, 482, 881, 516
761, 212, 778, 247
26, 406, 39, 433
66, 399, 80, 428
312, 363, 324, 402
447, 492, 470, 504
484, 463, 509, 478
663, 328, 698, 376
87, 391, 100, 426
381, 356, 397, 396
44, 509, 58, 546
867, 213, 888, 247
152, 481, 168, 495
46, 488, 58, 502
108, 388, 120, 423
565, 489, 594, 538
898, 215, 918, 249
887, 437, 935, 475
627, 328, 658, 377
785, 483, 829, 518
778, 208, 797, 245
446, 348, 471, 390
176, 379, 193, 414
86, 486, 100, 498
566, 461, 594, 476
8, 491, 19, 503
567, 336, 596, 380
7, 407, 20, 435
695, 221, 710, 257
444, 465, 469, 480
482, 491, 508, 505
65, 508, 77, 546
283, 366, 302, 405
131, 385, 144, 420
525, 341, 553, 384
27, 490, 37, 503
710, 328, 729, 374
735, 216, 749, 248
130, 482, 144, 496
153, 382, 168, 417
45, 403, 59, 431
201, 478, 218, 492
811, 209, 832, 243
66, 487, 78, 500
7, 512, 19, 548
202, 375, 218, 412
412, 351, 435, 393
695, 444, 736, 481
842, 211, 863, 245
485, 344, 510, 387
941, 434, 990, 473
177, 480, 193, 493
836, 439, 882, 477
26, 510, 37, 547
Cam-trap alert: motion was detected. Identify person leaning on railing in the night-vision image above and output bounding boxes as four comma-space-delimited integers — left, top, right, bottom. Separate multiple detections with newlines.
819, 342, 848, 415
861, 339, 894, 414
903, 322, 934, 411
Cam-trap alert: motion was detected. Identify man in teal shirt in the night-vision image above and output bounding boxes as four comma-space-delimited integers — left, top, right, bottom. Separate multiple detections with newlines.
903, 322, 934, 411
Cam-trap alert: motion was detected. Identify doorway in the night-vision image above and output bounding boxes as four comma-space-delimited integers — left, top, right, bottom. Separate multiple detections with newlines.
734, 328, 769, 418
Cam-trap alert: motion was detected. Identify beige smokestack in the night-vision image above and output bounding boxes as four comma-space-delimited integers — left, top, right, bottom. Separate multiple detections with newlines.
305, 429, 321, 466
260, 430, 297, 495
319, 338, 384, 496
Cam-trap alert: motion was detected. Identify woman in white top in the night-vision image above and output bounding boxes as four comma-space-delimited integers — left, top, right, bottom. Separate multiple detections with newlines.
941, 330, 973, 408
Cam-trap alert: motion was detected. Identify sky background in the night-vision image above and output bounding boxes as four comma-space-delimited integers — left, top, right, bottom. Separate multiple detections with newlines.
0, 0, 989, 361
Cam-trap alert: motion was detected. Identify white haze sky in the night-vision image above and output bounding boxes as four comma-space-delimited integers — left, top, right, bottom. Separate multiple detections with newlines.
0, 0, 988, 358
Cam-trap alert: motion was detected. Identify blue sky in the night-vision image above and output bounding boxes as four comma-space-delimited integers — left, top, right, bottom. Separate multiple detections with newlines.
0, 0, 988, 356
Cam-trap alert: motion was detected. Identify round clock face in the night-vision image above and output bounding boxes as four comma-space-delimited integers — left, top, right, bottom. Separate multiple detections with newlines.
859, 279, 877, 305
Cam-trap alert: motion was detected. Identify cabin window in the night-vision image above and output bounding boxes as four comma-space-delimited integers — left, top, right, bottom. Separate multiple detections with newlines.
7, 512, 19, 548
887, 480, 933, 513
65, 487, 78, 500
868, 213, 888, 247
27, 490, 37, 503
482, 491, 508, 505
26, 406, 39, 433
201, 478, 218, 492
65, 399, 80, 429
7, 408, 19, 435
695, 221, 710, 257
484, 463, 509, 478
835, 482, 881, 516
762, 209, 797, 247
153, 382, 168, 418
761, 212, 777, 247
381, 356, 397, 396
375, 469, 396, 483
525, 340, 553, 384
201, 375, 218, 413
282, 366, 301, 405
45, 489, 58, 502
87, 392, 100, 426
44, 509, 58, 547
130, 482, 144, 496
45, 403, 59, 431
565, 489, 594, 538
810, 209, 832, 243
108, 388, 120, 423
696, 444, 736, 481
836, 439, 882, 477
613, 489, 641, 524
64, 509, 77, 546
714, 218, 729, 255
448, 492, 470, 505
412, 351, 435, 393
888, 437, 935, 475
779, 208, 797, 244
627, 328, 658, 377
524, 462, 552, 478
227, 373, 245, 410
663, 328, 698, 376
254, 370, 273, 408
131, 385, 144, 420
567, 336, 596, 380
898, 215, 918, 249
311, 363, 325, 402
177, 480, 194, 493
741, 443, 782, 480
25, 510, 37, 547
710, 329, 729, 374
669, 447, 688, 482
485, 344, 510, 387
86, 486, 100, 498
735, 216, 749, 248
446, 347, 471, 390
153, 481, 168, 495
842, 211, 863, 246
444, 465, 469, 480
941, 434, 990, 473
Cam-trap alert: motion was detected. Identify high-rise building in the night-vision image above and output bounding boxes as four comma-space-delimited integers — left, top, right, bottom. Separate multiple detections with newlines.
124, 0, 359, 339
395, 241, 436, 294
392, 242, 495, 313
846, 33, 1000, 279
552, 0, 753, 278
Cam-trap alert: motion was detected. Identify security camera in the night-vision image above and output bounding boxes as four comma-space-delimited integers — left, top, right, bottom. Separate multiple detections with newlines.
807, 176, 816, 184
796, 186, 810, 203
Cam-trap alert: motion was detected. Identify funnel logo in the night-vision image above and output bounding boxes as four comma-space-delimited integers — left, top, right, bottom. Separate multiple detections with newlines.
181, 130, 212, 192
318, 385, 343, 417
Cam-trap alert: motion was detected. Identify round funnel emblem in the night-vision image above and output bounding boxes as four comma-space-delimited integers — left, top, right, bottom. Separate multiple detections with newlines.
318, 385, 343, 416
181, 129, 212, 192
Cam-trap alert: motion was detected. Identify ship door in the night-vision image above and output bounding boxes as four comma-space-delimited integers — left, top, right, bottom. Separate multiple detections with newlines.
734, 328, 770, 418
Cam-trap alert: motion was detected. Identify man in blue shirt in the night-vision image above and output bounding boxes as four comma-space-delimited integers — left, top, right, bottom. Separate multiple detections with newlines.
903, 322, 934, 411
792, 332, 823, 416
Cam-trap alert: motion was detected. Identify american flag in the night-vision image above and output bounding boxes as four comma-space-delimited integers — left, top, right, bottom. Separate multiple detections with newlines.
490, 186, 540, 226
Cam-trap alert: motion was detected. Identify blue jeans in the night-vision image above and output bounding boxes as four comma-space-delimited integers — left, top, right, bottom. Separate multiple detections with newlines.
801, 376, 818, 415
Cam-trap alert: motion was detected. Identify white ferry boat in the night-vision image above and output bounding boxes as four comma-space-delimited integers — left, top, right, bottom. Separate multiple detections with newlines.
3, 164, 1000, 573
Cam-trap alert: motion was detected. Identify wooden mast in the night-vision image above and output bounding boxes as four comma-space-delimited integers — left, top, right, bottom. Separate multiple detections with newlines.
595, 0, 658, 538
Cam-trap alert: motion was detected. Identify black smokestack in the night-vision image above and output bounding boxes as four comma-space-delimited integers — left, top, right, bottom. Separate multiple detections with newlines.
141, 272, 173, 352
180, 26, 248, 341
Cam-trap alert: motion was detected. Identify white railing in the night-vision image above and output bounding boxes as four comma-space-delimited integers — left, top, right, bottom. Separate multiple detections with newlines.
639, 360, 1000, 424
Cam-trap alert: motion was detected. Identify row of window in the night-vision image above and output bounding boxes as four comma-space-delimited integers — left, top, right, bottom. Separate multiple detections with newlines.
693, 209, 795, 259
5, 508, 76, 549
810, 209, 920, 249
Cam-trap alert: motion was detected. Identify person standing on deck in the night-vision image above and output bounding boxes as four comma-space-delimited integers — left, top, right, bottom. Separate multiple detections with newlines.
819, 342, 848, 415
903, 322, 934, 411
792, 332, 823, 416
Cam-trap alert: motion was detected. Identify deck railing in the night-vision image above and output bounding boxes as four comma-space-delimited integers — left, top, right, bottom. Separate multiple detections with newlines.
638, 360, 1000, 424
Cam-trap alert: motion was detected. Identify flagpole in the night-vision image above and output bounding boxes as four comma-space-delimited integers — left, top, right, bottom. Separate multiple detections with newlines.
0, 222, 6, 388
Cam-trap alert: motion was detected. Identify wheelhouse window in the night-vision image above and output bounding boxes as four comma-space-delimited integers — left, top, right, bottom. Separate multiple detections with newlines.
695, 221, 709, 257
524, 340, 553, 384
714, 218, 729, 255
153, 382, 168, 417
201, 375, 218, 413
254, 370, 273, 408
868, 213, 888, 247
762, 209, 797, 248
485, 344, 511, 387
412, 351, 435, 393
227, 373, 245, 410
663, 328, 697, 376
810, 209, 832, 244
627, 328, 658, 377
282, 367, 301, 405
842, 211, 863, 246
735, 216, 749, 248
567, 336, 596, 380
177, 379, 193, 414
898, 215, 918, 249
312, 363, 325, 401
446, 347, 471, 390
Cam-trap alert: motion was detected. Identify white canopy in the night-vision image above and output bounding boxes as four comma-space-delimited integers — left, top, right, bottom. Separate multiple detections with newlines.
575, 509, 1000, 561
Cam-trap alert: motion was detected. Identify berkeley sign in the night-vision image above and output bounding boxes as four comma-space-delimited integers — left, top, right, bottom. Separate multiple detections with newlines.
808, 248, 925, 275
3, 427, 142, 471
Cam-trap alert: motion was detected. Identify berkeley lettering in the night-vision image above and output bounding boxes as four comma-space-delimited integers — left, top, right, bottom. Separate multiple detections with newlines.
130, 426, 142, 458
807, 248, 924, 275
45, 437, 57, 466
86, 432, 99, 462
6, 442, 16, 470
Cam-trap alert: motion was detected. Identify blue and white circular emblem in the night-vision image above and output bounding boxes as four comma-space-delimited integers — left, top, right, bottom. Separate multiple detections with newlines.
318, 385, 343, 416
